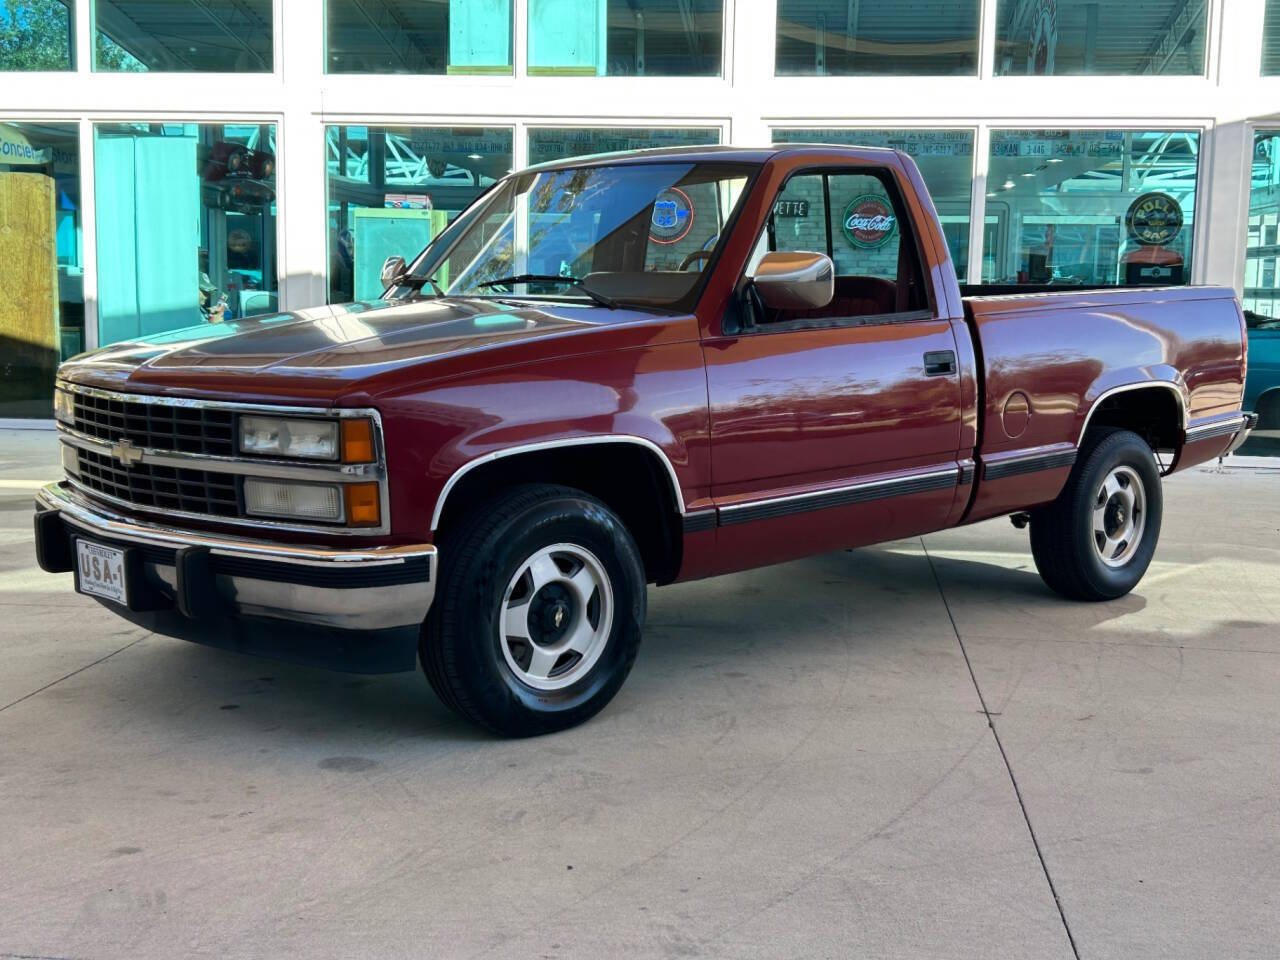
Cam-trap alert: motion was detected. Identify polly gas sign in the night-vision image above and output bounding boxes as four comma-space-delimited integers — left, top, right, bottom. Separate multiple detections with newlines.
841, 194, 896, 249
1125, 192, 1183, 247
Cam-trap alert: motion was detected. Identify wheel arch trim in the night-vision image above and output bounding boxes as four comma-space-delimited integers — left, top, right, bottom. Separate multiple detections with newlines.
1076, 381, 1188, 448
429, 435, 687, 532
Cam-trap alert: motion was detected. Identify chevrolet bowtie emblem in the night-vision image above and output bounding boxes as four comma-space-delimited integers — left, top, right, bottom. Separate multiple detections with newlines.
110, 438, 143, 467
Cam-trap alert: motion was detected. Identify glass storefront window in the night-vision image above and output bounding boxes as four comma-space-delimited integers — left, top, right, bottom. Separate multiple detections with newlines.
1264, 0, 1280, 74
773, 128, 975, 276
0, 121, 80, 417
983, 130, 1200, 288
93, 1, 272, 71
1, 0, 74, 70
995, 0, 1205, 76
776, 0, 979, 76
325, 125, 513, 304
326, 0, 512, 75
527, 127, 719, 165
93, 123, 278, 345
528, 0, 721, 76
1241, 129, 1280, 455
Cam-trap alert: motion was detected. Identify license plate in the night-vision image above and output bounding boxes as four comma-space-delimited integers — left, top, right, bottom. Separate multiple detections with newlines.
75, 540, 128, 607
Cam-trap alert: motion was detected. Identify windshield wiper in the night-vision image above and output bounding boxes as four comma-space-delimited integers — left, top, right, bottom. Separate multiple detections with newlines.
399, 273, 446, 297
475, 274, 618, 310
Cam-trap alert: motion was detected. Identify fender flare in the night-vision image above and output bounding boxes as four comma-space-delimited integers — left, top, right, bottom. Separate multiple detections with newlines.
1075, 380, 1188, 448
429, 435, 687, 531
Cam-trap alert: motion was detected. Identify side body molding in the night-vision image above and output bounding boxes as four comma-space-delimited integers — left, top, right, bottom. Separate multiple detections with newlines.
429, 435, 688, 531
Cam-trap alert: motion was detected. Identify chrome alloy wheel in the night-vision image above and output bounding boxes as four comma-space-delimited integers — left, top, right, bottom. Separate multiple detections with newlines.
499, 543, 614, 691
1092, 465, 1147, 568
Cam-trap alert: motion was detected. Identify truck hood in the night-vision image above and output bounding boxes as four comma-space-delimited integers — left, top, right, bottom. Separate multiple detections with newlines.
58, 297, 660, 402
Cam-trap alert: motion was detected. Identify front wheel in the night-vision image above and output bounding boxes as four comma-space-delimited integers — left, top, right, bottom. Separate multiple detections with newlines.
1030, 428, 1163, 601
422, 484, 646, 736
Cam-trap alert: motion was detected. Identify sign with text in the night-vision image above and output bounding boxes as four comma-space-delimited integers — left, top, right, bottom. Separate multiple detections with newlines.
842, 195, 897, 249
650, 187, 693, 244
1125, 192, 1183, 246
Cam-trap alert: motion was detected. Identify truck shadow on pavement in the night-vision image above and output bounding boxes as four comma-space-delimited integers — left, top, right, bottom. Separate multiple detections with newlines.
87, 542, 1149, 746
643, 543, 1148, 653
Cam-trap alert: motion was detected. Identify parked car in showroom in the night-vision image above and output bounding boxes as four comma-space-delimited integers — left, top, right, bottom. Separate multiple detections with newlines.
34, 145, 1254, 735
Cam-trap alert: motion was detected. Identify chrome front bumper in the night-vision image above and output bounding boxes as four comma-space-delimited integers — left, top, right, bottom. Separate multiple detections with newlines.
34, 482, 436, 632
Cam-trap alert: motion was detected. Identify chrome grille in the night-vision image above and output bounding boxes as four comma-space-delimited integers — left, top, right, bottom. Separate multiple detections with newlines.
76, 448, 240, 517
56, 384, 389, 535
72, 392, 236, 456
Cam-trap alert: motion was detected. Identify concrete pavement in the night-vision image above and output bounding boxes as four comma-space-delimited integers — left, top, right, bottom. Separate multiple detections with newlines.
1, 428, 1276, 959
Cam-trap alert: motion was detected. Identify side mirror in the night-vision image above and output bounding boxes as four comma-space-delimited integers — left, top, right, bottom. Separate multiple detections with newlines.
752, 251, 834, 310
380, 255, 407, 287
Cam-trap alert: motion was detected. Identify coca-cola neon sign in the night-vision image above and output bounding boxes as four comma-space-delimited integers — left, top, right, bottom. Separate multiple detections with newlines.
841, 195, 897, 249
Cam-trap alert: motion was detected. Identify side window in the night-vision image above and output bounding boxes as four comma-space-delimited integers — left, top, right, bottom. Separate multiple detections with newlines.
828, 174, 900, 280
743, 173, 827, 277
772, 174, 828, 255
745, 167, 929, 326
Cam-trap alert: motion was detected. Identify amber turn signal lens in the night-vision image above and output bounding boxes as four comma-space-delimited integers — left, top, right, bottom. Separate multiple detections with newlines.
341, 418, 375, 463
344, 482, 381, 526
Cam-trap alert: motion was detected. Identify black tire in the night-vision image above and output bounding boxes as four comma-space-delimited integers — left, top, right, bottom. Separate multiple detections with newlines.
422, 483, 646, 736
1029, 428, 1163, 601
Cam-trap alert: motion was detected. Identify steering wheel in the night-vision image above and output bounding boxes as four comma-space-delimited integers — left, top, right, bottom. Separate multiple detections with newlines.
678, 249, 714, 272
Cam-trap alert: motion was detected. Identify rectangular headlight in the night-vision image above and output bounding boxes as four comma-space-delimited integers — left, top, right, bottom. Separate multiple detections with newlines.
54, 388, 74, 425
240, 416, 339, 460
243, 478, 344, 522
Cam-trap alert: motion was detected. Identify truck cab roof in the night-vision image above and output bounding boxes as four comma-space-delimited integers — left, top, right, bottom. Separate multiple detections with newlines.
524, 143, 908, 173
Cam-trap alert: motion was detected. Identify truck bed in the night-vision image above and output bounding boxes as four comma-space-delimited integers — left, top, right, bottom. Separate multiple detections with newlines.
958, 283, 1247, 524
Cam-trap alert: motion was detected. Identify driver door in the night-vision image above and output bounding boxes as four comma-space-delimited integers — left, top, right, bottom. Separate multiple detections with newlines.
702, 167, 964, 574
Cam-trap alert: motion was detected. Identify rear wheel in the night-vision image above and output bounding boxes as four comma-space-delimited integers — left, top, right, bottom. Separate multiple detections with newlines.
1030, 428, 1163, 601
422, 484, 646, 736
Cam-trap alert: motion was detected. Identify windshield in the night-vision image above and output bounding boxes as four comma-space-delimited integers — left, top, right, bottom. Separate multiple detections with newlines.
406, 161, 755, 312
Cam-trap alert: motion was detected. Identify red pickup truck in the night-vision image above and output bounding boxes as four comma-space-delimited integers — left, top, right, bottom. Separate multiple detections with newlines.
34, 145, 1254, 736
